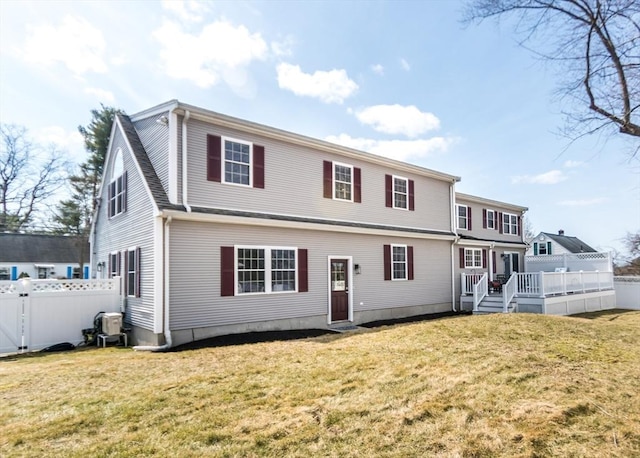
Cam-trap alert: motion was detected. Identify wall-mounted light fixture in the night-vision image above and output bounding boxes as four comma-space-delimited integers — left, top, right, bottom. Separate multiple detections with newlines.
96, 261, 106, 272
354, 264, 361, 275
156, 115, 169, 126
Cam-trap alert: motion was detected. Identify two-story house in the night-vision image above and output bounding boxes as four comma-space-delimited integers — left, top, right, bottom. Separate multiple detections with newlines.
91, 100, 470, 348
454, 193, 528, 309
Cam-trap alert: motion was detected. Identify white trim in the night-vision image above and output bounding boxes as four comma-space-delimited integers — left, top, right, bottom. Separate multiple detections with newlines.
161, 208, 456, 241
464, 248, 483, 269
486, 209, 496, 230
234, 245, 299, 295
332, 161, 354, 202
327, 256, 354, 324
182, 110, 191, 211
221, 136, 253, 188
390, 244, 408, 281
456, 204, 468, 230
153, 217, 164, 333
130, 100, 179, 122
456, 192, 528, 213
168, 110, 178, 204
502, 212, 519, 235
391, 175, 409, 210
125, 247, 138, 298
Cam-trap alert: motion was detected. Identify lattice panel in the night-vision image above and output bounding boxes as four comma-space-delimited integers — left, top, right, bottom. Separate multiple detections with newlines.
30, 279, 118, 293
0, 282, 18, 295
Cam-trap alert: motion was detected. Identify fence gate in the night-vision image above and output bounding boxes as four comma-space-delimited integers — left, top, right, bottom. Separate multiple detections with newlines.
0, 281, 29, 354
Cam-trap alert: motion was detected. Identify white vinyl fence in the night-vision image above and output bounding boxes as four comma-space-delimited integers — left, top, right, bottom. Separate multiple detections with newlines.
0, 278, 121, 354
525, 252, 612, 273
614, 276, 640, 310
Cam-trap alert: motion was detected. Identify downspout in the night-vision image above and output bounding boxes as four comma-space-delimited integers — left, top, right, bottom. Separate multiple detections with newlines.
182, 110, 192, 212
450, 181, 457, 312
133, 216, 173, 351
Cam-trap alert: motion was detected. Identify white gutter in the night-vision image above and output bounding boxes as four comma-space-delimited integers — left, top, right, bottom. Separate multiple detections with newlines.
450, 181, 457, 312
133, 216, 173, 351
182, 110, 191, 212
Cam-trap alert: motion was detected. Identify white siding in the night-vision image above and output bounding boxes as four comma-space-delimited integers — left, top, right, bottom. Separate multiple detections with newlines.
133, 112, 170, 197
92, 127, 157, 331
182, 118, 452, 233
456, 197, 524, 243
168, 220, 452, 330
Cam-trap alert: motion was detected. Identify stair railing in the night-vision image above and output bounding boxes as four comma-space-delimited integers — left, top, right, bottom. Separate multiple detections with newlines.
502, 274, 517, 313
473, 273, 488, 312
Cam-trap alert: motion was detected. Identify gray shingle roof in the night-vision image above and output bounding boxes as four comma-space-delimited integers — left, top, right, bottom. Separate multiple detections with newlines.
117, 113, 183, 211
542, 232, 596, 253
0, 234, 87, 263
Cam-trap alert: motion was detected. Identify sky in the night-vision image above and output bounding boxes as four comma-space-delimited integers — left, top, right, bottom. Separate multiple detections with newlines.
1, 0, 638, 256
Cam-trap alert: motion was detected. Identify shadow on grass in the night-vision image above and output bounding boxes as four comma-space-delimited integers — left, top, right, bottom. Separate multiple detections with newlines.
169, 310, 469, 352
570, 308, 639, 321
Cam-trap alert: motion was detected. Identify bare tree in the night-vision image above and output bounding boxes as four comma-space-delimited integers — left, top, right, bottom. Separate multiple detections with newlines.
1, 124, 70, 232
464, 0, 640, 149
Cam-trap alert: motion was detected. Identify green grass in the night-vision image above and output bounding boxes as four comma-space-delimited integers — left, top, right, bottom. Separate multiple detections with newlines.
2, 310, 639, 457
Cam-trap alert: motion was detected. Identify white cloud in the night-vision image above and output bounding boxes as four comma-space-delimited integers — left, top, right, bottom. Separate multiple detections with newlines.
35, 126, 85, 164
355, 104, 440, 138
557, 198, 606, 206
400, 58, 411, 71
371, 64, 384, 75
276, 63, 358, 104
153, 19, 268, 89
563, 160, 585, 168
271, 36, 294, 57
22, 16, 107, 75
161, 0, 208, 23
84, 87, 115, 103
511, 170, 567, 185
325, 133, 455, 162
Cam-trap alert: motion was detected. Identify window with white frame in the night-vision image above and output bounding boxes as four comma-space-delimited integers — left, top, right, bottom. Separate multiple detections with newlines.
486, 210, 496, 229
538, 242, 547, 255
392, 245, 407, 280
108, 148, 126, 218
457, 205, 468, 230
465, 248, 482, 268
0, 267, 9, 280
503, 213, 518, 235
393, 176, 408, 209
109, 252, 119, 278
127, 250, 137, 297
333, 163, 353, 201
237, 246, 297, 294
223, 138, 252, 186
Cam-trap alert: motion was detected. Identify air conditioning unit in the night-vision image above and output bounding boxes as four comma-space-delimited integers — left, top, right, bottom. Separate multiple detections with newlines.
102, 313, 122, 336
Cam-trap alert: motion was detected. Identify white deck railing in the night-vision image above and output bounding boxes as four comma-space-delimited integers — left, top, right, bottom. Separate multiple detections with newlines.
461, 273, 485, 295
472, 273, 488, 312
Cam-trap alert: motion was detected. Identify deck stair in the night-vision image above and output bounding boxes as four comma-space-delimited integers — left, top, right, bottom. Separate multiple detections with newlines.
473, 294, 517, 315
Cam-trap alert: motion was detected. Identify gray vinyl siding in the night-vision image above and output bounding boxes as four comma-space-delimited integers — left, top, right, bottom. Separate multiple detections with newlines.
182, 118, 451, 232
133, 112, 170, 197
456, 198, 523, 243
168, 220, 452, 330
92, 127, 157, 331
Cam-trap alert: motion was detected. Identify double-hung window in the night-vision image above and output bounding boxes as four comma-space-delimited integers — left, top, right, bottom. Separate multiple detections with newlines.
393, 176, 408, 209
109, 252, 119, 279
127, 249, 137, 297
392, 245, 408, 280
223, 137, 252, 186
465, 248, 483, 268
333, 162, 353, 201
503, 213, 518, 235
236, 246, 297, 294
108, 148, 127, 218
457, 205, 469, 230
486, 210, 495, 229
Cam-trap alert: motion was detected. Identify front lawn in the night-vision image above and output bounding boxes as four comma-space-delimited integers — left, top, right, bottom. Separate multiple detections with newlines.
1, 311, 639, 457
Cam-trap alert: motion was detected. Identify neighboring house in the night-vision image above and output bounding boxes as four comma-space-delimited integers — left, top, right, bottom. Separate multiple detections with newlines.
528, 230, 596, 256
91, 100, 527, 348
0, 233, 89, 280
454, 193, 528, 303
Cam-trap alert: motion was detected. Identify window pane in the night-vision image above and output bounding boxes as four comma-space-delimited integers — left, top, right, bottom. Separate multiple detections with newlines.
237, 248, 265, 293
271, 249, 295, 292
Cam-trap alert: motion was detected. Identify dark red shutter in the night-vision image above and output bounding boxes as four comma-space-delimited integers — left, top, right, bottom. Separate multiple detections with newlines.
482, 249, 487, 269
221, 247, 235, 296
385, 174, 393, 207
207, 135, 222, 182
298, 249, 308, 292
122, 171, 128, 213
492, 251, 497, 273
467, 207, 472, 231
123, 250, 128, 296
135, 247, 141, 298
323, 161, 333, 198
495, 212, 499, 231
518, 216, 522, 236
253, 145, 264, 188
354, 167, 361, 203
459, 247, 465, 268
108, 182, 113, 217
482, 209, 487, 229
408, 180, 415, 211
407, 246, 414, 280
108, 255, 112, 279
384, 245, 391, 280
498, 212, 503, 234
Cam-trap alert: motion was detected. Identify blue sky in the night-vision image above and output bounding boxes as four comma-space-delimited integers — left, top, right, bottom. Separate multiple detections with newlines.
1, 0, 638, 255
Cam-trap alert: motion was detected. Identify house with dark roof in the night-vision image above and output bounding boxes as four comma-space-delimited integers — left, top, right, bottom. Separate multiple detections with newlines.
91, 100, 532, 348
528, 230, 597, 256
0, 233, 89, 280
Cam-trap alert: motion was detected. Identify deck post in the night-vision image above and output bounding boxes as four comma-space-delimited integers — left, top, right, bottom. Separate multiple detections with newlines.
539, 271, 545, 298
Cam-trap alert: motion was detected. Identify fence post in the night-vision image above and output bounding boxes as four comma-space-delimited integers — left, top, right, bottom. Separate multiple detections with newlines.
461, 273, 466, 296
18, 278, 32, 353
539, 271, 545, 298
